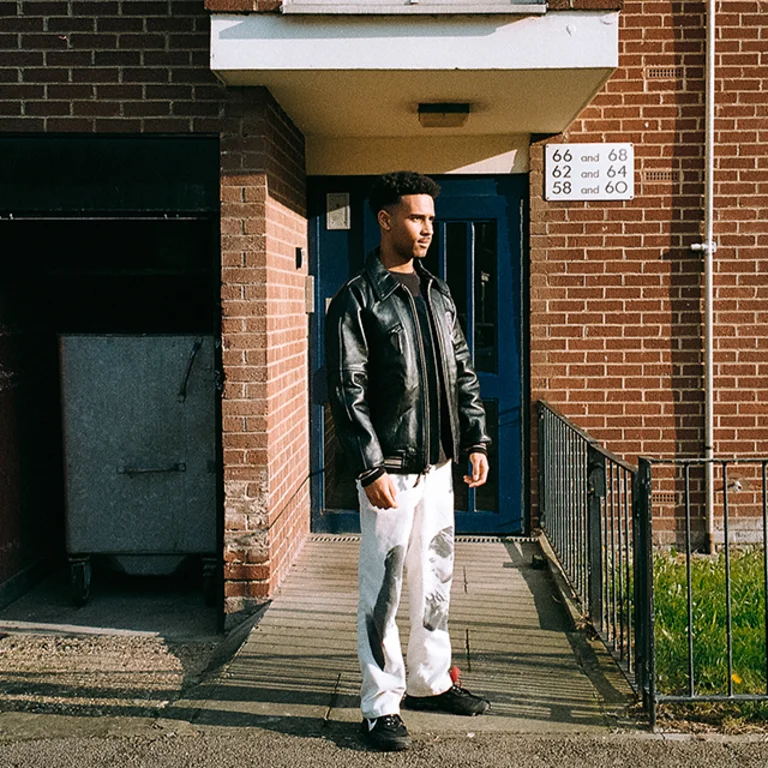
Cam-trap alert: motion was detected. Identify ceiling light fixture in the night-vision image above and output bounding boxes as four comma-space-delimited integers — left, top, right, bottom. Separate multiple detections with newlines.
418, 103, 470, 129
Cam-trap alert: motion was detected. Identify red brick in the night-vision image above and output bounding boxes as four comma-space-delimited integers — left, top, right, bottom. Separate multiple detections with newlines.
96, 18, 144, 34
0, 51, 43, 66
71, 68, 120, 83
21, 34, 69, 50
21, 67, 68, 83
117, 34, 167, 50
224, 581, 270, 599
25, 1, 69, 14
94, 51, 141, 66
44, 117, 93, 131
72, 100, 121, 117
45, 51, 93, 67
71, 2, 118, 13
25, 100, 70, 116
69, 34, 118, 49
120, 1, 169, 14
224, 564, 270, 581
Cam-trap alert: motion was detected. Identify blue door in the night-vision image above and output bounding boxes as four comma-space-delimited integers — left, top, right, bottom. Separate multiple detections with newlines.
310, 176, 525, 534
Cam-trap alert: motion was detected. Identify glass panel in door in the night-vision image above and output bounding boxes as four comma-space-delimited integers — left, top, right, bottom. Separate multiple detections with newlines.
427, 220, 500, 516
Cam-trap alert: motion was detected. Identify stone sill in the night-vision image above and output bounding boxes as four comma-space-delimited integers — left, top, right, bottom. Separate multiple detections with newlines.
205, 0, 623, 13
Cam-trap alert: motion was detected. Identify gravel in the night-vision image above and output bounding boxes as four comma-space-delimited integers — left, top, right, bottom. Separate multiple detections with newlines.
0, 632, 219, 719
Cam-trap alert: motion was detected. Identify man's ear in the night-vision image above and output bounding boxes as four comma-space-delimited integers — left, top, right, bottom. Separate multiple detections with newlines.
378, 209, 391, 232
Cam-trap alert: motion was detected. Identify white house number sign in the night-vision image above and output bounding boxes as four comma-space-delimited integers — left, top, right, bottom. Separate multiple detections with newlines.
545, 143, 634, 201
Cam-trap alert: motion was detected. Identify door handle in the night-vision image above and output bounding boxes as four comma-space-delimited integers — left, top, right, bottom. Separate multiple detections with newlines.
117, 462, 186, 477
178, 338, 203, 403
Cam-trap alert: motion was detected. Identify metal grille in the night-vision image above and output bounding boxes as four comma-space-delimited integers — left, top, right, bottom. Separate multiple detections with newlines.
309, 535, 360, 543
310, 534, 538, 544
456, 535, 538, 544
646, 66, 685, 80
644, 171, 679, 183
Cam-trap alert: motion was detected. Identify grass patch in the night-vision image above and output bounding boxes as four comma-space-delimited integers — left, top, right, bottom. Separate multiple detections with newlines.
653, 548, 768, 724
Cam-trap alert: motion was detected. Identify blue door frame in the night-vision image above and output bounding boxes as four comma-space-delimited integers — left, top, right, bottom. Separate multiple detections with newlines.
309, 175, 526, 534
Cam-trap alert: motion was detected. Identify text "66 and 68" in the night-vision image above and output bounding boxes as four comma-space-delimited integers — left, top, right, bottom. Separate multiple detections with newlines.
545, 144, 634, 200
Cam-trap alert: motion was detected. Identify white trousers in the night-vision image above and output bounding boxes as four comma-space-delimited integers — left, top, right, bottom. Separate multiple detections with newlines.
357, 460, 455, 719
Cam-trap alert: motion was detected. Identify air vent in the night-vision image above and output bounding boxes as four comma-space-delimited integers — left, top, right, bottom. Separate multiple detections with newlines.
310, 534, 360, 542
310, 534, 539, 544
644, 171, 679, 182
654, 492, 678, 504
646, 66, 685, 80
456, 535, 538, 543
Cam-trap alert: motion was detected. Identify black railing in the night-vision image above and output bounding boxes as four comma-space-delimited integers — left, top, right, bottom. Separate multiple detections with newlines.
538, 401, 638, 685
539, 403, 768, 726
634, 457, 768, 728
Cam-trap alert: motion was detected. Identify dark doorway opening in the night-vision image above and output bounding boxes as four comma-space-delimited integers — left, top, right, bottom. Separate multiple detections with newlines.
0, 136, 221, 619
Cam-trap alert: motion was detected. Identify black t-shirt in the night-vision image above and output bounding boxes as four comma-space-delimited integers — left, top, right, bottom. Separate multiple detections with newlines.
390, 270, 453, 466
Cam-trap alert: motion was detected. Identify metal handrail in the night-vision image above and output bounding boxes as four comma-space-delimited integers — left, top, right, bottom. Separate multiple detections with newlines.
538, 401, 638, 690
539, 401, 768, 726
538, 400, 636, 473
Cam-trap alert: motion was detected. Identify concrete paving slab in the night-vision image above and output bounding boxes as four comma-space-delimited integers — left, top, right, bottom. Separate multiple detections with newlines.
179, 536, 634, 736
0, 567, 218, 641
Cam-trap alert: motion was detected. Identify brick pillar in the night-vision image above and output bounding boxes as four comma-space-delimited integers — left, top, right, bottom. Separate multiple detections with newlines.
219, 88, 309, 621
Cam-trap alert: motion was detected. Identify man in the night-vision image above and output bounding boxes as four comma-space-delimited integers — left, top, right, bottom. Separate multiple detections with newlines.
325, 171, 491, 752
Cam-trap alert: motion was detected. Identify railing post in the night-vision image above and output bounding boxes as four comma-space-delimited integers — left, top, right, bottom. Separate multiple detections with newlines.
538, 403, 547, 530
633, 457, 656, 727
587, 444, 606, 632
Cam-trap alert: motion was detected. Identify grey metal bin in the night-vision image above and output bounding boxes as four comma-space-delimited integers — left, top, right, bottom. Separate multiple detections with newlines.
59, 335, 218, 605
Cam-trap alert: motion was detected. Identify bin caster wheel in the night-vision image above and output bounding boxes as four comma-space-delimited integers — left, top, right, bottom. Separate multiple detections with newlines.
70, 558, 92, 607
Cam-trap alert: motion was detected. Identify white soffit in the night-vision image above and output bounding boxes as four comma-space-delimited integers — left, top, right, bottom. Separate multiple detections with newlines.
281, 0, 547, 15
210, 12, 619, 137
306, 135, 530, 175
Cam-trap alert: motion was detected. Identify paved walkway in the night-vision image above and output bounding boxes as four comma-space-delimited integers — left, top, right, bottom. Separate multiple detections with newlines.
178, 535, 634, 736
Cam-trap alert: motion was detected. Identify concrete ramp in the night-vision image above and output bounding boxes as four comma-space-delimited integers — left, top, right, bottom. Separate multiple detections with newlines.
182, 536, 633, 736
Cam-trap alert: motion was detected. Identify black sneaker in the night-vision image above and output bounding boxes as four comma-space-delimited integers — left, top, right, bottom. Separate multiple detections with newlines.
360, 714, 411, 751
404, 682, 490, 716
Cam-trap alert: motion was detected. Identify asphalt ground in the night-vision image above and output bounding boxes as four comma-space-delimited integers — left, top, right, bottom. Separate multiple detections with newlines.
2, 729, 768, 768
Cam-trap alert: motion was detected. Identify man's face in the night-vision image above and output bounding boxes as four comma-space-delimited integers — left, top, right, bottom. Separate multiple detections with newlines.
380, 194, 435, 261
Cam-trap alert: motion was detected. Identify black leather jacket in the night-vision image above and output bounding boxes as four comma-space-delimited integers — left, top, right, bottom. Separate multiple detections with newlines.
325, 249, 491, 477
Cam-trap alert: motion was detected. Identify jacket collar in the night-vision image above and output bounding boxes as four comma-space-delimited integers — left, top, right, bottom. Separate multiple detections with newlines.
364, 247, 442, 302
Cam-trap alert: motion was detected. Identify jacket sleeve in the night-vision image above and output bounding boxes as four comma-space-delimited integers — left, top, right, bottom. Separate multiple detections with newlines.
449, 300, 492, 454
324, 287, 385, 477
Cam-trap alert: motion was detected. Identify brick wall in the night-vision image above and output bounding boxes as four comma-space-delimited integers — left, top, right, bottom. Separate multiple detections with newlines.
0, 0, 309, 612
0, 1, 219, 132
220, 90, 309, 617
531, 1, 768, 544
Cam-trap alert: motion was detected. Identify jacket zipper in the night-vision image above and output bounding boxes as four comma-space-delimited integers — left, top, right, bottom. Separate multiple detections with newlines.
425, 279, 459, 459
400, 285, 431, 469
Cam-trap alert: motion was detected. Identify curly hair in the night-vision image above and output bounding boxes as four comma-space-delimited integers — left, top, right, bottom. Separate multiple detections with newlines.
367, 171, 441, 215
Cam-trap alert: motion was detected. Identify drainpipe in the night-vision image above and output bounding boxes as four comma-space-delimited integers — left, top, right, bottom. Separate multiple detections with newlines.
690, 0, 717, 553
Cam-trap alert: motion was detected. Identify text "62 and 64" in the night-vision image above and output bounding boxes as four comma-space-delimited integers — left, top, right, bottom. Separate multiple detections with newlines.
549, 147, 631, 197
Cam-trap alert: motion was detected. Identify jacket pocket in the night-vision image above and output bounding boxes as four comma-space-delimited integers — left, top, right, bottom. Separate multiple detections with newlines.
387, 323, 404, 355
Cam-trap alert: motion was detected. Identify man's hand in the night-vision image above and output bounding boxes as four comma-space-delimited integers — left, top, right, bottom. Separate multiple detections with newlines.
363, 472, 399, 510
463, 452, 489, 488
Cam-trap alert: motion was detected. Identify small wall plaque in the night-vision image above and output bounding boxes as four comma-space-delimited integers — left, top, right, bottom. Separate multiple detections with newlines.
326, 192, 351, 230
545, 143, 634, 202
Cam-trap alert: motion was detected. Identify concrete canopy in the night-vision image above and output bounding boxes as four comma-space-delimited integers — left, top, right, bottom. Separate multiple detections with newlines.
209, 11, 619, 139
